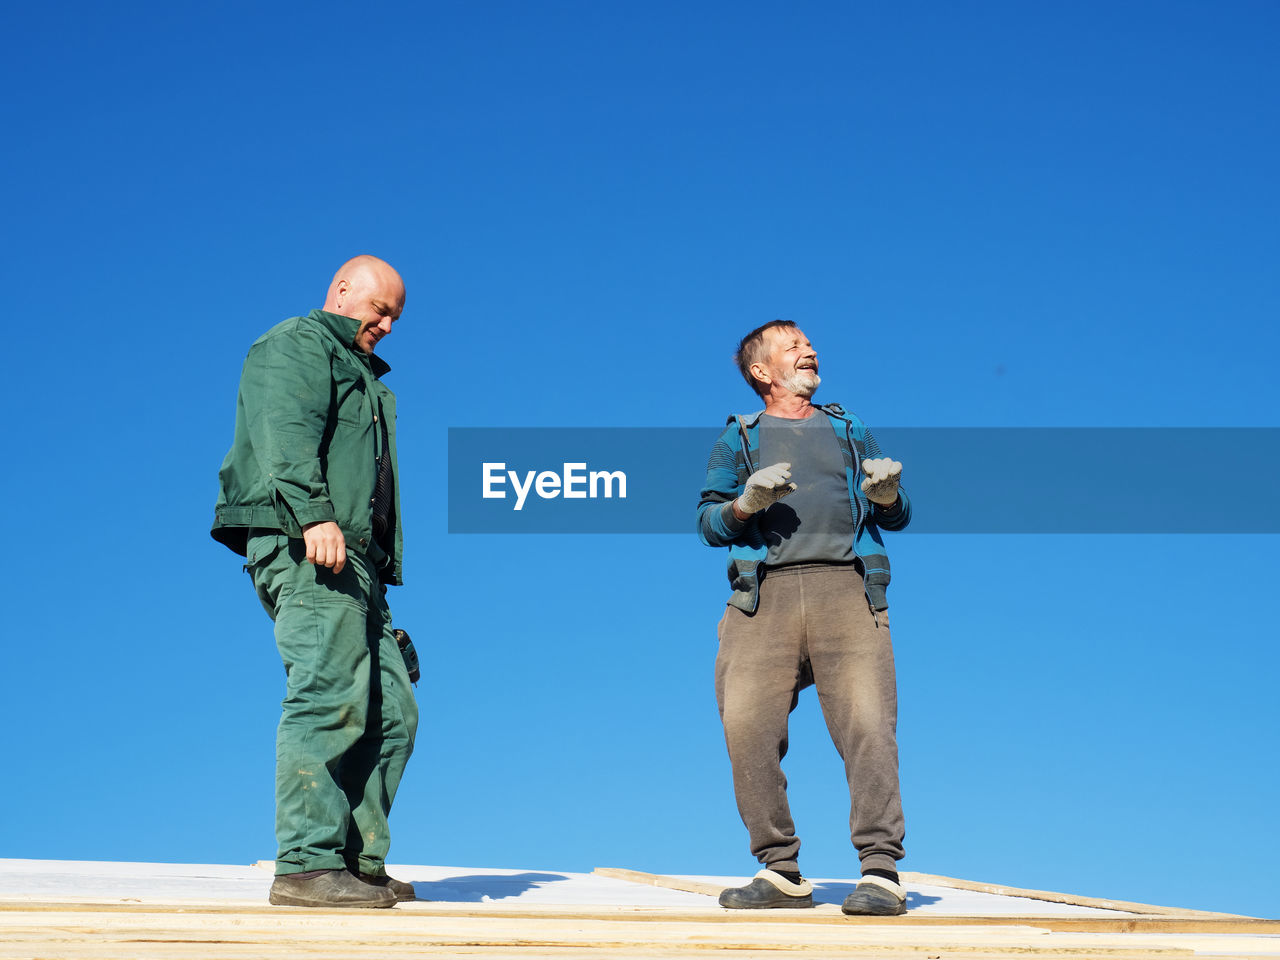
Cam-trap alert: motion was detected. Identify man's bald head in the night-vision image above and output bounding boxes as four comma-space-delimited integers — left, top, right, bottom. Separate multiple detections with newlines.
323, 255, 406, 355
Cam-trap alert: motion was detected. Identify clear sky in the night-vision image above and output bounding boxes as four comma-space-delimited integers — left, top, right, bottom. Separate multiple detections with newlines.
3, 0, 1277, 918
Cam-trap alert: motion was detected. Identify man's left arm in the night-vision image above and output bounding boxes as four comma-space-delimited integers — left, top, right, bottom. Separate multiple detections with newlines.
859, 428, 911, 531
862, 458, 911, 530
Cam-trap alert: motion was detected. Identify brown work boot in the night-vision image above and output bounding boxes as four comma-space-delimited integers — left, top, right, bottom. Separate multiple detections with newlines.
358, 872, 418, 901
269, 869, 397, 908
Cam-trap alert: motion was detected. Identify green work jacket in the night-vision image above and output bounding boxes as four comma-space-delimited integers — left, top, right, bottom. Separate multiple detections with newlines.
211, 309, 404, 585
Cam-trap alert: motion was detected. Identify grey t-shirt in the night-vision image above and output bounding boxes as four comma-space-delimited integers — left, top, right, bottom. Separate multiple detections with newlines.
758, 412, 855, 566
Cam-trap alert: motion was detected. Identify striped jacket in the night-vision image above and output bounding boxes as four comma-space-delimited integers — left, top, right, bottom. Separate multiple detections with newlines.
696, 403, 910, 613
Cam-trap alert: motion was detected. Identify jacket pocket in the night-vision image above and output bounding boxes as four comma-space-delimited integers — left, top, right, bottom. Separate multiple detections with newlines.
246, 533, 288, 569
332, 359, 372, 426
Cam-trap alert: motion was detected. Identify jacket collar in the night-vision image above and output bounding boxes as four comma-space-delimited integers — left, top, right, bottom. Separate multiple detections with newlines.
728, 401, 846, 429
727, 409, 766, 428
308, 309, 392, 377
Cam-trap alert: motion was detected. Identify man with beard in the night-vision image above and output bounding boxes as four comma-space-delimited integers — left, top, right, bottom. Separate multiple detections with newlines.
213, 255, 418, 908
696, 320, 912, 916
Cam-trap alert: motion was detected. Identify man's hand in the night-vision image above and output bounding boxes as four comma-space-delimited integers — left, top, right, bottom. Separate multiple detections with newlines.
860, 458, 903, 506
303, 521, 348, 574
735, 462, 798, 517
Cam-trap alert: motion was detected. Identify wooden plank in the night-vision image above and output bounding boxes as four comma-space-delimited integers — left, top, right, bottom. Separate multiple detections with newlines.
0, 904, 1235, 959
7, 902, 1280, 960
592, 866, 725, 898
6, 897, 1280, 935
898, 871, 1252, 920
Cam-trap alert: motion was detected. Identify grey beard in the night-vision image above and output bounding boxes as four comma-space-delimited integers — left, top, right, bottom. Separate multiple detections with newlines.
779, 370, 820, 398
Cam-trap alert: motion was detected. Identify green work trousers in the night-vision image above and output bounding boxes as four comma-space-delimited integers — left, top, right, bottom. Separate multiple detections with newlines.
247, 533, 418, 877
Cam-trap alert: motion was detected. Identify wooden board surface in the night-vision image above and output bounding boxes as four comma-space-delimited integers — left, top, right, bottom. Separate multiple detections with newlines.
4, 899, 1280, 959
5, 862, 1276, 959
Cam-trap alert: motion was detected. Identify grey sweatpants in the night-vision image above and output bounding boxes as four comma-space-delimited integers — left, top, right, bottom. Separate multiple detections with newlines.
715, 562, 905, 877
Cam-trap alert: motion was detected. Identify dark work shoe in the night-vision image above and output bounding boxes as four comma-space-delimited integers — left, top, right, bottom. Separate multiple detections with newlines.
269, 869, 397, 908
359, 872, 417, 901
841, 876, 907, 916
719, 869, 814, 909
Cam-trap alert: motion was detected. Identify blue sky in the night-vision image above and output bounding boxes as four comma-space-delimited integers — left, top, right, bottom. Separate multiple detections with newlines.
2, 0, 1277, 918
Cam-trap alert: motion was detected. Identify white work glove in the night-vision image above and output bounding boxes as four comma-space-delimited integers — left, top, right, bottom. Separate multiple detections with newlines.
860, 457, 903, 506
736, 462, 798, 515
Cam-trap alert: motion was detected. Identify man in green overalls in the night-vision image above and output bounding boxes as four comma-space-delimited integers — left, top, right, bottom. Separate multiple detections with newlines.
213, 256, 418, 908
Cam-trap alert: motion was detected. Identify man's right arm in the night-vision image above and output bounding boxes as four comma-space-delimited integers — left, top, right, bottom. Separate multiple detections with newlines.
697, 427, 797, 546
301, 520, 347, 574
697, 434, 749, 547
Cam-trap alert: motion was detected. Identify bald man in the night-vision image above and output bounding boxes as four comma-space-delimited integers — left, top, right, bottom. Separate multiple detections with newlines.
213, 256, 419, 908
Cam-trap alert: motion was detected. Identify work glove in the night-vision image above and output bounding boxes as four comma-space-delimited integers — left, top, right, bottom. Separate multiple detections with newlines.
737, 462, 798, 515
860, 458, 903, 506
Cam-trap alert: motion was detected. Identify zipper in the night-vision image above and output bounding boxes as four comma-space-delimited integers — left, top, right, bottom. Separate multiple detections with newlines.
737, 416, 757, 474
844, 417, 876, 613
846, 418, 865, 535
736, 416, 763, 614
